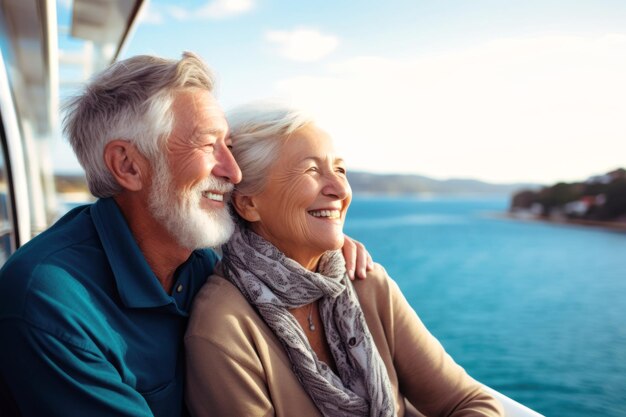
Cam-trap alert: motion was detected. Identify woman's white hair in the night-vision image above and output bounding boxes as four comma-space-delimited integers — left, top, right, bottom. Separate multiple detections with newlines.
227, 101, 315, 196
62, 52, 215, 198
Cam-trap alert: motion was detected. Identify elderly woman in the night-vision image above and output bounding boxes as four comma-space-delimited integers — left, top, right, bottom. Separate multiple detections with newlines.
185, 103, 503, 417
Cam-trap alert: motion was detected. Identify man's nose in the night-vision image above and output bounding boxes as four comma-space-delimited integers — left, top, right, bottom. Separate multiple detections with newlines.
212, 144, 242, 184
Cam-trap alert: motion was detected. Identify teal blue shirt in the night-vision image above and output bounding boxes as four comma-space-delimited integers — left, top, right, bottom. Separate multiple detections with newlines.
0, 198, 218, 417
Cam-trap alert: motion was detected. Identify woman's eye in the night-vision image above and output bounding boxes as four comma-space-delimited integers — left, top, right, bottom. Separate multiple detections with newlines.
307, 166, 319, 173
336, 167, 347, 174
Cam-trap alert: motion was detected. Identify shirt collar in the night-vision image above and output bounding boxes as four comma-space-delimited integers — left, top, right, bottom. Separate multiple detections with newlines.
91, 197, 175, 309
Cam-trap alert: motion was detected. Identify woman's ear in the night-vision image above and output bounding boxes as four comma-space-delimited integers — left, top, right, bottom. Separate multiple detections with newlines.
103, 140, 147, 192
231, 193, 261, 222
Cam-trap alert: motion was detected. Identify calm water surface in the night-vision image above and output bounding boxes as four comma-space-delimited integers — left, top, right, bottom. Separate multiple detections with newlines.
344, 196, 626, 417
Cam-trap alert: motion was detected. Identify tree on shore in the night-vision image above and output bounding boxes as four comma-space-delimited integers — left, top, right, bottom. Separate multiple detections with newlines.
510, 169, 626, 222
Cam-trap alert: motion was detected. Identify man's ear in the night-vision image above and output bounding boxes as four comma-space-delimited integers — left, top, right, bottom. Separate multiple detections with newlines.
231, 193, 261, 222
103, 140, 148, 192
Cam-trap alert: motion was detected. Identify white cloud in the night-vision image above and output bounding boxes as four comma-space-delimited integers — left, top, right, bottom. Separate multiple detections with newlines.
167, 5, 191, 20
265, 28, 339, 62
196, 0, 254, 18
140, 6, 165, 24
57, 0, 73, 10
271, 34, 626, 183
141, 0, 254, 24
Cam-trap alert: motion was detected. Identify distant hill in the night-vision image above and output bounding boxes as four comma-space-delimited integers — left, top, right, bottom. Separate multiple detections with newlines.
347, 171, 540, 196
54, 171, 538, 197
55, 173, 89, 194
510, 168, 626, 224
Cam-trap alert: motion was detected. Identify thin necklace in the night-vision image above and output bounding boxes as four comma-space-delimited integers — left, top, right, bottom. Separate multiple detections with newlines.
307, 302, 316, 331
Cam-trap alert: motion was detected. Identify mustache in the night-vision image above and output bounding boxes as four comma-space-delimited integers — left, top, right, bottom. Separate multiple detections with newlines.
195, 176, 235, 194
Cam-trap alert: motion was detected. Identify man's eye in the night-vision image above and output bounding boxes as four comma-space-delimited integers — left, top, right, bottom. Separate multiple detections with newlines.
307, 166, 319, 173
336, 167, 347, 174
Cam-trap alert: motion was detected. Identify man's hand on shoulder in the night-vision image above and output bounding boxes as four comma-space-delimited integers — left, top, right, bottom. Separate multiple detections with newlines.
342, 235, 374, 280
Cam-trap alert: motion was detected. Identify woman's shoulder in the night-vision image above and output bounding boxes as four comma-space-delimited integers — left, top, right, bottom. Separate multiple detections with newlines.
352, 263, 394, 290
193, 272, 248, 308
187, 272, 258, 339
351, 263, 400, 305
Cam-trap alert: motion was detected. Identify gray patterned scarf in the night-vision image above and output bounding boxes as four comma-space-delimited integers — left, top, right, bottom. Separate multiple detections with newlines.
221, 223, 395, 417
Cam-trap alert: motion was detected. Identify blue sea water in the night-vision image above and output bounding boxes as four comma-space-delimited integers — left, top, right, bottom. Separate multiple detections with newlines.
344, 196, 626, 417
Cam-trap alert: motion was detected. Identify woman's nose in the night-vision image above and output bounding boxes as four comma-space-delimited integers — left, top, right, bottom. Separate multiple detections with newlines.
322, 173, 350, 199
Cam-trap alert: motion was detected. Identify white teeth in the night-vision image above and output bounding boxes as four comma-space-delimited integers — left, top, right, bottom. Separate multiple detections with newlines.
309, 210, 341, 219
202, 192, 224, 202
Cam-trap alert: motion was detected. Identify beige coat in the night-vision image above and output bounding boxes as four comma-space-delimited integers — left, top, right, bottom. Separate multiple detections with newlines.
185, 264, 503, 416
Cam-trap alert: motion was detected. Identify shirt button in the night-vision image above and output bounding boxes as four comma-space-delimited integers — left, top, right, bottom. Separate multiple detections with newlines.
348, 337, 357, 347
176, 284, 184, 293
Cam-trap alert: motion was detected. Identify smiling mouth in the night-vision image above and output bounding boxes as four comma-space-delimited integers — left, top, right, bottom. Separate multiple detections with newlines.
202, 191, 224, 202
308, 209, 341, 219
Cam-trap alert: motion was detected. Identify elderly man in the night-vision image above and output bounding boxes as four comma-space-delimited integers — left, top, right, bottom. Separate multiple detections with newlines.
0, 52, 370, 417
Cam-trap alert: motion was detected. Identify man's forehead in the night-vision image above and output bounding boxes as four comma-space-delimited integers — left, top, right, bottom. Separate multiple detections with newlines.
172, 88, 228, 132
196, 127, 227, 137
173, 88, 223, 113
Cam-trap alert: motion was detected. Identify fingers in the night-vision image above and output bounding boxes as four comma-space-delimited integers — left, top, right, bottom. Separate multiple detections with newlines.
342, 236, 357, 280
353, 240, 369, 280
342, 235, 374, 280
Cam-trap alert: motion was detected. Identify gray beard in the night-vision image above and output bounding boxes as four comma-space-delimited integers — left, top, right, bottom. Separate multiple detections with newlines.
148, 155, 235, 250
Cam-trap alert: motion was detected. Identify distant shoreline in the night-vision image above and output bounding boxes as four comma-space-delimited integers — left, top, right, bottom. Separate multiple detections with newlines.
502, 212, 626, 233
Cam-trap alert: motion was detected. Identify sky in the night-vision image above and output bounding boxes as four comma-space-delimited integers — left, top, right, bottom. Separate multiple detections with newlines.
53, 0, 626, 185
